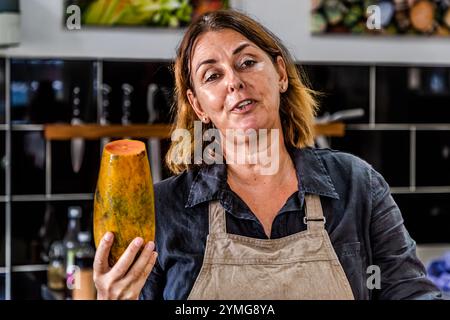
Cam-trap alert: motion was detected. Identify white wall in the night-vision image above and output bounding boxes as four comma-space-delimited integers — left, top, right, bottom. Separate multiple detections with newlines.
1, 0, 450, 64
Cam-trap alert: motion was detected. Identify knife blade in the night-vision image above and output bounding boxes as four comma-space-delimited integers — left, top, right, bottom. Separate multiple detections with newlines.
100, 83, 112, 152
70, 86, 85, 173
121, 83, 133, 140
147, 83, 162, 183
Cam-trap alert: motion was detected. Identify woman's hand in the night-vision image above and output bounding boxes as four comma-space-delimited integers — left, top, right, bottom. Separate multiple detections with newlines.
93, 232, 158, 300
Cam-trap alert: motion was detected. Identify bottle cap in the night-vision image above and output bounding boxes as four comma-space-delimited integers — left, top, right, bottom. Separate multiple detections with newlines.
77, 231, 91, 243
48, 241, 65, 259
68, 206, 82, 219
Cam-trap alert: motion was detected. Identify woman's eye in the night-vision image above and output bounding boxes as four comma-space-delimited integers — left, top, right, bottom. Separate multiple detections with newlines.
241, 60, 256, 68
205, 73, 220, 82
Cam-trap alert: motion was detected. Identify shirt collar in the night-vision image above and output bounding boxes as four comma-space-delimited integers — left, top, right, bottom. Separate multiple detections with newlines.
185, 147, 340, 209
291, 147, 340, 209
185, 163, 227, 208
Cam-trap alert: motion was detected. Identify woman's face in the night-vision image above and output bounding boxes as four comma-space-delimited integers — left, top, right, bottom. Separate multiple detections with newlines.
187, 29, 288, 133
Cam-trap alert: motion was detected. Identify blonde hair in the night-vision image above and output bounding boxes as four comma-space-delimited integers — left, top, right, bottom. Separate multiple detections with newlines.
166, 10, 318, 174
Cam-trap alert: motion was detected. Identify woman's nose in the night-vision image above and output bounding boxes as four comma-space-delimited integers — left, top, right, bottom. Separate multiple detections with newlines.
226, 71, 244, 93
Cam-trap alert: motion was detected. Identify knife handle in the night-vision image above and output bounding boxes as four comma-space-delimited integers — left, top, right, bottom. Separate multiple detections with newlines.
101, 84, 111, 125
147, 83, 159, 124
121, 83, 133, 125
72, 86, 81, 119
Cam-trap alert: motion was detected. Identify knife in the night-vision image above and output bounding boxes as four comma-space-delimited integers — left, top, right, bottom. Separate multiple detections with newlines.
121, 83, 133, 139
71, 86, 85, 173
100, 84, 112, 152
147, 83, 162, 183
314, 108, 365, 148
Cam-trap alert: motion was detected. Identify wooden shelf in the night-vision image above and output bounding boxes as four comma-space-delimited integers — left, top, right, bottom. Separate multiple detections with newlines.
313, 122, 345, 137
44, 124, 173, 140
44, 123, 345, 140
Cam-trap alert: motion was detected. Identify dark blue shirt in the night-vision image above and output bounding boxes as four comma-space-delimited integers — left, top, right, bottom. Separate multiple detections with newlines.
140, 147, 442, 300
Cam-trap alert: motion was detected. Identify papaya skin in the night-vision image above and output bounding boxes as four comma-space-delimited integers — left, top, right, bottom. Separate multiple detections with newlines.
93, 139, 155, 266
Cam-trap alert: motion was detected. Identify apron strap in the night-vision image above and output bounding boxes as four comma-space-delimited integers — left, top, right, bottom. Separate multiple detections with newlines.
208, 200, 227, 234
304, 195, 326, 233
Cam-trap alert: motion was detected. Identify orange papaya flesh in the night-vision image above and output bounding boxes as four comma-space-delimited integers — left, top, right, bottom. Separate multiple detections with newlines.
93, 139, 155, 266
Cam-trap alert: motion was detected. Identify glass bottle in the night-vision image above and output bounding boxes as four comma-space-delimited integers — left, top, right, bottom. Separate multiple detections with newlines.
63, 206, 82, 298
39, 203, 60, 263
47, 241, 65, 292
72, 231, 96, 300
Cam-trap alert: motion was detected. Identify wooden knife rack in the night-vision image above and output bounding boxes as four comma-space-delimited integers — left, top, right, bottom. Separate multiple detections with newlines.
44, 123, 345, 140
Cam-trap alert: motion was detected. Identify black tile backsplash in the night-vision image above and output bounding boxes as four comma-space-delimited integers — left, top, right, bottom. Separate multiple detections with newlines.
11, 201, 93, 266
11, 271, 46, 300
377, 66, 450, 123
0, 58, 5, 123
394, 194, 450, 244
331, 130, 410, 187
11, 132, 45, 195
0, 132, 5, 195
0, 205, 4, 267
102, 61, 174, 124
10, 59, 97, 124
0, 274, 4, 300
301, 64, 370, 123
416, 131, 450, 187
51, 139, 101, 194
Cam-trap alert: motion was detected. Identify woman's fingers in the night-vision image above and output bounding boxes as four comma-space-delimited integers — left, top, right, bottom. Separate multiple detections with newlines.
93, 232, 114, 275
120, 242, 158, 299
93, 234, 156, 300
135, 251, 158, 290
124, 241, 156, 283
109, 237, 145, 281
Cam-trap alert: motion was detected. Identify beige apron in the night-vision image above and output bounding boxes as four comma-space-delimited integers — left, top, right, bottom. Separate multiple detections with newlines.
188, 194, 355, 300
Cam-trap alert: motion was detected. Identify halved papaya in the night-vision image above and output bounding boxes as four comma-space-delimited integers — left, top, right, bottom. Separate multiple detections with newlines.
93, 139, 155, 266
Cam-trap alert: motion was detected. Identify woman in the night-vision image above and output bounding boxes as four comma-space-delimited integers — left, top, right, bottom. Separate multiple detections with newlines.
93, 10, 442, 300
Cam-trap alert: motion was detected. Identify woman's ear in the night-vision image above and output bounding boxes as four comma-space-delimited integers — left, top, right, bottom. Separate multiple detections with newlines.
187, 89, 208, 121
275, 56, 288, 92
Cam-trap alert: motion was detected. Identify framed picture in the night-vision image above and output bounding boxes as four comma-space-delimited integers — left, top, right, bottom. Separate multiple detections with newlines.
311, 0, 450, 36
65, 0, 230, 28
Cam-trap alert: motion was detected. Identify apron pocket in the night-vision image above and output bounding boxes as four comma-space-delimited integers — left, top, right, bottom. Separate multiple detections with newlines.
334, 242, 368, 299
335, 242, 361, 257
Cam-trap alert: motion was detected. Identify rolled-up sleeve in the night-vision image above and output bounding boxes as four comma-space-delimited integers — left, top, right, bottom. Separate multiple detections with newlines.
369, 167, 443, 300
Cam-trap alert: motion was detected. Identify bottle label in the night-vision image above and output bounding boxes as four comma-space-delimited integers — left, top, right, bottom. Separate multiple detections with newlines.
66, 249, 80, 290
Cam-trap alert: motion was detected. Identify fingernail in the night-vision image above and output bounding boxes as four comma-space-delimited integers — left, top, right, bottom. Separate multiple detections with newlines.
134, 237, 143, 247
152, 252, 158, 260
145, 241, 155, 251
104, 232, 113, 242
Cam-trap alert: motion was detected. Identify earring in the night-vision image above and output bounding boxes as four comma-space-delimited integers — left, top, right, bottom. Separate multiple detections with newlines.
202, 116, 209, 123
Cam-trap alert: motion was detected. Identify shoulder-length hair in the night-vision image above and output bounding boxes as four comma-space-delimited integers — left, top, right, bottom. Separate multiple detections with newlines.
166, 10, 318, 174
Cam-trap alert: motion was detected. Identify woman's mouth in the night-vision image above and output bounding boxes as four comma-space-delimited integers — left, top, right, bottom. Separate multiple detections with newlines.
231, 99, 256, 114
